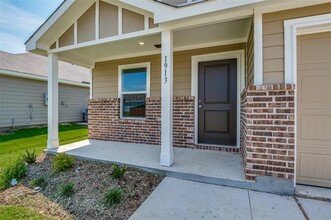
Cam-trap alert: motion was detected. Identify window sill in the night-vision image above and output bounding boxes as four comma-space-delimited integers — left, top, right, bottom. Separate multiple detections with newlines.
119, 117, 145, 121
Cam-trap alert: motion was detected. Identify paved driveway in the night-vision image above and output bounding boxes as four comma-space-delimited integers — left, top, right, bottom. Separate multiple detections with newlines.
130, 177, 331, 220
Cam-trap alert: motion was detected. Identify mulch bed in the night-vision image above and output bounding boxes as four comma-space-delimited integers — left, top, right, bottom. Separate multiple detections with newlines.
0, 154, 164, 220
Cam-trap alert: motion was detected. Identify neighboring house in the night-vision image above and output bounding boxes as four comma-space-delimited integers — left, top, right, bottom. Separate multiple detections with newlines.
0, 51, 90, 130
25, 0, 331, 190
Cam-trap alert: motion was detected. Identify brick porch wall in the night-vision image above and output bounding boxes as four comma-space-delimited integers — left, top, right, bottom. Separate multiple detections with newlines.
88, 96, 239, 152
88, 97, 161, 145
88, 96, 195, 147
240, 84, 295, 181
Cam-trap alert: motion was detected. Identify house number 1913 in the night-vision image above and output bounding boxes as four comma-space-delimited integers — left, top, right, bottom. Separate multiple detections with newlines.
164, 56, 168, 84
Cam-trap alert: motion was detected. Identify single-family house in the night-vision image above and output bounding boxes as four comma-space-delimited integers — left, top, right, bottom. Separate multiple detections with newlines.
25, 0, 331, 191
0, 51, 90, 130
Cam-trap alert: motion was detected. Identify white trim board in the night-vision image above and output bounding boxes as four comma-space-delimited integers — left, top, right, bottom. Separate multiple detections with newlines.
284, 13, 331, 84
191, 50, 245, 148
94, 38, 247, 64
49, 28, 162, 54
0, 69, 90, 88
284, 13, 331, 187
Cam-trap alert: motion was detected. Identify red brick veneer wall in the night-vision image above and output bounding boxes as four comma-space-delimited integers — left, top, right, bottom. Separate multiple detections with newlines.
240, 84, 295, 181
89, 96, 239, 152
88, 97, 161, 145
88, 96, 195, 147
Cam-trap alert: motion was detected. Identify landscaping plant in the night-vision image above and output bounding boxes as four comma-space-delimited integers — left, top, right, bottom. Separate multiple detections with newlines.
21, 149, 37, 164
30, 176, 47, 188
103, 187, 123, 207
52, 153, 75, 173
112, 164, 126, 179
59, 182, 75, 197
0, 158, 27, 190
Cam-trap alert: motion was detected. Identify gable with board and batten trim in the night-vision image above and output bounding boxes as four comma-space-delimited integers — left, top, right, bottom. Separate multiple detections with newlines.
48, 0, 159, 52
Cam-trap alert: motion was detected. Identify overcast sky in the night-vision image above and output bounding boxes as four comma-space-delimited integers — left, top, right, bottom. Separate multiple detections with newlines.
0, 0, 63, 54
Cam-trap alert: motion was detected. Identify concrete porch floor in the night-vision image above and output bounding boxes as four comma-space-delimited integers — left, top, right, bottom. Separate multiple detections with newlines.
48, 140, 294, 194
49, 139, 245, 182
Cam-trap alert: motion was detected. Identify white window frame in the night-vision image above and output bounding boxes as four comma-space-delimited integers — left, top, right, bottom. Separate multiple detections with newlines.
118, 62, 151, 119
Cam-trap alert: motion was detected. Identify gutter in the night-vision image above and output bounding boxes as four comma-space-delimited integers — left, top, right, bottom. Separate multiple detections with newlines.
0, 69, 90, 88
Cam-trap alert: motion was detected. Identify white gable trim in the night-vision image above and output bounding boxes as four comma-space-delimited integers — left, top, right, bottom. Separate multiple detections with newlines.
49, 28, 162, 54
26, 0, 75, 51
26, 0, 154, 53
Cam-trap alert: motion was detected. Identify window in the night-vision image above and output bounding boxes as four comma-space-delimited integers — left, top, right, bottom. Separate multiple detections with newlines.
118, 63, 150, 119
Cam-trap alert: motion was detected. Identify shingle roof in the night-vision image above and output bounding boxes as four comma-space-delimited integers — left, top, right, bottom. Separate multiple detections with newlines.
0, 51, 90, 83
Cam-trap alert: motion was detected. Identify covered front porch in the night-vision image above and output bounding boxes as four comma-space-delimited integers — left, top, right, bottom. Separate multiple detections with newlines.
49, 140, 245, 182
42, 5, 252, 167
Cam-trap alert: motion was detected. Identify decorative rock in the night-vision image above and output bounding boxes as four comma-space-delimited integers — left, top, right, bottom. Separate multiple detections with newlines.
34, 187, 42, 193
75, 167, 81, 173
10, 179, 17, 186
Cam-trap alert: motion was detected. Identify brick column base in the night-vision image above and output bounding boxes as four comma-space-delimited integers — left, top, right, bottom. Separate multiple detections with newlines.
241, 84, 295, 181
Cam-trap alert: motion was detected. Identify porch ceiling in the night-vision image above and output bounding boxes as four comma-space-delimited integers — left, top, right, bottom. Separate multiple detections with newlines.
57, 17, 251, 67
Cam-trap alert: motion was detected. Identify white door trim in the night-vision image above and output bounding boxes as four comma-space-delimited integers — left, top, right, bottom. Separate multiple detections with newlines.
191, 50, 245, 148
284, 13, 331, 187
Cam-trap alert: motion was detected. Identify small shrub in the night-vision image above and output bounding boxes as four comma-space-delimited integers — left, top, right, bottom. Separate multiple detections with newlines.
30, 176, 47, 188
21, 149, 36, 163
0, 159, 27, 190
112, 164, 126, 179
103, 187, 123, 207
52, 153, 74, 173
59, 182, 74, 197
128, 191, 136, 197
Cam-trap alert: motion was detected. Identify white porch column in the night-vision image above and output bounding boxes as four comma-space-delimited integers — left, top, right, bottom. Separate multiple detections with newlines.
160, 29, 174, 166
47, 53, 59, 149
254, 8, 263, 85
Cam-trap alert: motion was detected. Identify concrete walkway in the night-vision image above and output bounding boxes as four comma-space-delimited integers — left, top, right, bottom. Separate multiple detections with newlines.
130, 177, 331, 220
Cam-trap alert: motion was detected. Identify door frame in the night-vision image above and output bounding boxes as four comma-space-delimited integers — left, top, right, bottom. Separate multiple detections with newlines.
284, 13, 331, 187
191, 50, 245, 148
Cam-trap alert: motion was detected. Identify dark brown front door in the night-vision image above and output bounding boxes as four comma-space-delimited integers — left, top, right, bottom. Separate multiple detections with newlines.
198, 59, 237, 146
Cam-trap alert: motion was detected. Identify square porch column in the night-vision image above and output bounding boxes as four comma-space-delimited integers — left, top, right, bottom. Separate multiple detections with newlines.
47, 53, 59, 149
160, 30, 174, 166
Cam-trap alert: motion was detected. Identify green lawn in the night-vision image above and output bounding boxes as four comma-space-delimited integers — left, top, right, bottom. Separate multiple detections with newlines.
0, 205, 54, 220
0, 124, 88, 168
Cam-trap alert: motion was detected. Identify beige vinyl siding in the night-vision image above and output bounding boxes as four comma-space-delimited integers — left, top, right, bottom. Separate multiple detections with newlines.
0, 75, 89, 129
122, 9, 145, 34
77, 3, 96, 43
93, 43, 245, 98
99, 1, 118, 38
262, 3, 331, 84
93, 55, 161, 98
246, 21, 254, 86
59, 24, 74, 47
